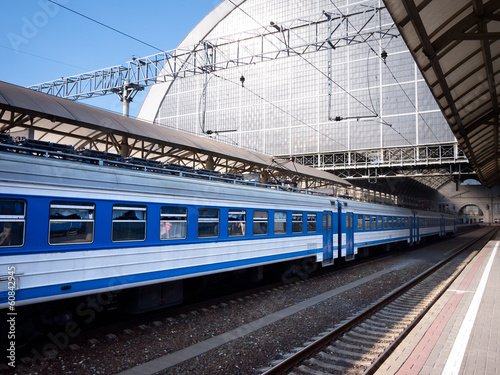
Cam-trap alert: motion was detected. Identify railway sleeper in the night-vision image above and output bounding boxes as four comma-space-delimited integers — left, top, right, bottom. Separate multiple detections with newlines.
301, 360, 358, 374
399, 289, 429, 297
360, 319, 396, 330
399, 297, 434, 307
358, 323, 403, 336
387, 303, 421, 313
293, 365, 330, 375
306, 358, 361, 375
345, 330, 393, 343
325, 344, 380, 362
392, 297, 424, 307
372, 313, 413, 324
328, 341, 369, 352
353, 326, 399, 341
326, 342, 385, 359
318, 350, 373, 367
389, 303, 425, 315
377, 309, 414, 320
339, 336, 387, 350
377, 308, 410, 317
401, 291, 433, 300
357, 322, 392, 334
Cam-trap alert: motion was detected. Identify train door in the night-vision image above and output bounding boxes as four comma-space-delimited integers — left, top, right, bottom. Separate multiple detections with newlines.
410, 214, 415, 244
415, 216, 420, 243
322, 211, 334, 266
345, 212, 355, 260
440, 216, 445, 236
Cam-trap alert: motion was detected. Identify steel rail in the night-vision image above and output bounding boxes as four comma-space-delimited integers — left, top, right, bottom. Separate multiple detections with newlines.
261, 227, 498, 375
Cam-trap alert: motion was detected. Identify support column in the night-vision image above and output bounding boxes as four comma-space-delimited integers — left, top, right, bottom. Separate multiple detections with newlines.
260, 170, 270, 184
206, 155, 215, 170
120, 137, 129, 157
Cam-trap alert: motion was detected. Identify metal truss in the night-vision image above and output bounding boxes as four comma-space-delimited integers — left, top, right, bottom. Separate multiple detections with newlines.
288, 143, 476, 190
27, 4, 397, 101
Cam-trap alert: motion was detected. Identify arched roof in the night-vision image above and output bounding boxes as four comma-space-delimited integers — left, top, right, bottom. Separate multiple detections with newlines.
384, 0, 500, 187
138, 0, 246, 122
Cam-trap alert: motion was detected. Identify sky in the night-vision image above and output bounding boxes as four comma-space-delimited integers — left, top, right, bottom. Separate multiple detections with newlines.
0, 0, 224, 117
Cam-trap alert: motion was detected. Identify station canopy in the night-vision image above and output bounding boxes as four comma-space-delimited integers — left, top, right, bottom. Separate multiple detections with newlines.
0, 80, 349, 189
384, 0, 500, 187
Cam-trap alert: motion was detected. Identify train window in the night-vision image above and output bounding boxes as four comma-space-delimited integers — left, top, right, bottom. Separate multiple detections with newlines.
0, 199, 25, 248
198, 208, 219, 238
357, 215, 363, 230
378, 216, 382, 229
397, 218, 401, 228
112, 205, 147, 242
388, 217, 393, 228
228, 210, 246, 237
371, 216, 377, 230
323, 214, 332, 232
253, 211, 268, 235
160, 206, 187, 240
307, 213, 317, 232
344, 215, 352, 230
49, 202, 94, 245
383, 217, 388, 229
365, 215, 371, 230
292, 212, 303, 233
274, 212, 287, 234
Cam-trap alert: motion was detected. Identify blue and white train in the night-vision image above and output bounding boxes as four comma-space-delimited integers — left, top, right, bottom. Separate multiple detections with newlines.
0, 142, 456, 317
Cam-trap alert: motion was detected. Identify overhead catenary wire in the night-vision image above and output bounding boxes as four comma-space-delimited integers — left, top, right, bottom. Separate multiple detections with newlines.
210, 71, 349, 150
48, 0, 345, 151
224, 0, 416, 149
47, 0, 165, 53
0, 44, 91, 72
328, 0, 441, 145
227, 0, 379, 119
47, 0, 420, 150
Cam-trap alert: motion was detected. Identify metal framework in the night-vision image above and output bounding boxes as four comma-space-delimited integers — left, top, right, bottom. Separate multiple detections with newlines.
289, 142, 475, 190
22, 1, 485, 205
27, 6, 397, 101
384, 0, 500, 187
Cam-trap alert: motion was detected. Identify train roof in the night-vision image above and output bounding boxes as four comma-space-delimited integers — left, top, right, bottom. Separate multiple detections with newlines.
0, 150, 333, 210
336, 196, 455, 218
0, 81, 349, 188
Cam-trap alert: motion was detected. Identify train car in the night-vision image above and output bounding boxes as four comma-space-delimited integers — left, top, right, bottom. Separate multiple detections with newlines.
0, 141, 457, 322
0, 149, 333, 315
414, 209, 457, 242
336, 198, 457, 258
336, 198, 414, 258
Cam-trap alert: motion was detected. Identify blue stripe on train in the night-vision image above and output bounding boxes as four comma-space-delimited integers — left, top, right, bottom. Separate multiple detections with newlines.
2, 248, 321, 305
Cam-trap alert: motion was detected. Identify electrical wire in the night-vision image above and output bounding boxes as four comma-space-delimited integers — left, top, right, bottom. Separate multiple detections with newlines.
48, 0, 165, 53
329, 0, 441, 145
0, 44, 90, 72
210, 72, 349, 150
224, 0, 416, 151
227, 0, 379, 118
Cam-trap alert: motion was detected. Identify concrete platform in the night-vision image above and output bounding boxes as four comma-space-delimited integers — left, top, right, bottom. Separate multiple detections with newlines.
375, 238, 499, 375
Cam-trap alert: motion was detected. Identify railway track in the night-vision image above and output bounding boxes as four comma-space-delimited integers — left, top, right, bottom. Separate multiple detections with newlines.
262, 227, 498, 375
